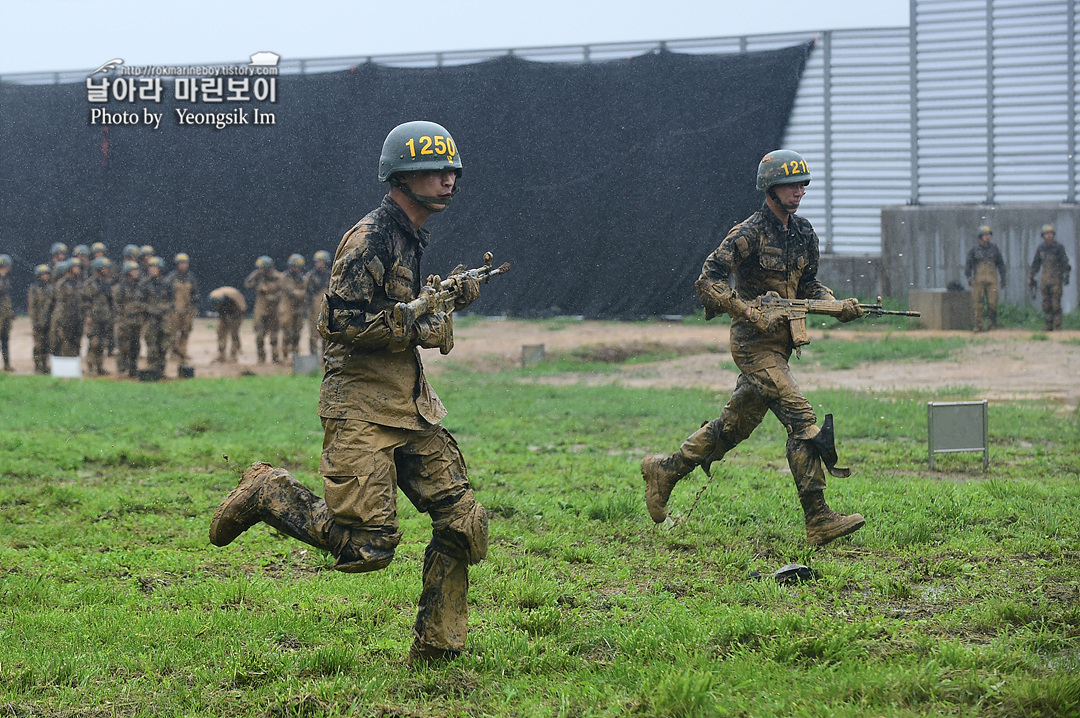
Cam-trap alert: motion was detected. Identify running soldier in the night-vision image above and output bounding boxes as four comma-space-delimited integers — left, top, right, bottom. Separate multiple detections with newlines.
1028, 224, 1072, 331
28, 264, 54, 374
965, 225, 1006, 332
167, 252, 200, 361
49, 259, 84, 357
244, 256, 283, 364
82, 257, 115, 375
305, 250, 332, 355
113, 261, 143, 378
278, 254, 307, 361
211, 120, 488, 664
642, 149, 866, 547
0, 254, 12, 371
139, 256, 173, 376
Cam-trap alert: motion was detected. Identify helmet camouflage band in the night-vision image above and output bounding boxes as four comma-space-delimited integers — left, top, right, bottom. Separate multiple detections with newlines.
314, 250, 331, 263
175, 252, 190, 263
35, 264, 51, 276
91, 241, 107, 254
1041, 224, 1055, 235
756, 149, 812, 192
288, 253, 305, 267
147, 256, 163, 268
256, 255, 274, 269
123, 260, 139, 274
378, 120, 463, 183
73, 244, 90, 257
978, 225, 992, 236
0, 254, 11, 268
51, 242, 68, 256
140, 245, 155, 256
123, 244, 140, 258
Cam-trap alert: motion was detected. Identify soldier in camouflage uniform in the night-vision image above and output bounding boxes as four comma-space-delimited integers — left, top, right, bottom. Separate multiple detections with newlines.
0, 255, 13, 371
28, 264, 54, 374
208, 286, 244, 363
278, 253, 307, 361
82, 258, 115, 375
139, 245, 156, 272
73, 244, 91, 276
305, 250, 332, 355
113, 261, 143, 378
91, 241, 108, 261
211, 121, 487, 665
49, 259, 85, 357
244, 256, 283, 364
642, 150, 866, 547
49, 243, 68, 275
138, 256, 173, 376
1028, 224, 1072, 331
965, 225, 1006, 332
92, 243, 115, 356
166, 252, 200, 361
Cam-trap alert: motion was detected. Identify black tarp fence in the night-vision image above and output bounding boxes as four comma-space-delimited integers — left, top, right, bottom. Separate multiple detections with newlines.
0, 43, 812, 316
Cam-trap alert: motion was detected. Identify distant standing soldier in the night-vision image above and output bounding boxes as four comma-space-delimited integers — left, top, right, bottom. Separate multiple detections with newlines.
82, 257, 115, 375
91, 241, 108, 260
138, 256, 173, 376
305, 249, 332, 355
28, 264, 54, 374
167, 252, 200, 362
244, 255, 283, 364
1028, 224, 1072, 332
49, 242, 68, 274
139, 245, 156, 272
49, 259, 85, 357
113, 261, 143, 378
965, 225, 1006, 332
73, 244, 91, 276
279, 253, 307, 361
0, 254, 13, 371
208, 286, 245, 363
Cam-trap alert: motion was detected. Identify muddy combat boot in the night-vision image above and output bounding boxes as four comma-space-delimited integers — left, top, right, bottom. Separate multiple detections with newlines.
801, 490, 865, 547
209, 461, 344, 551
642, 452, 695, 523
988, 309, 998, 330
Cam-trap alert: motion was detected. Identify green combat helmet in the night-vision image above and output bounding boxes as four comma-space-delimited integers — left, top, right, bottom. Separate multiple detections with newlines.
978, 225, 992, 237
91, 257, 111, 271
175, 252, 190, 264
288, 253, 305, 268
122, 260, 139, 274
314, 250, 331, 263
51, 242, 68, 257
756, 149, 812, 192
1041, 224, 1055, 236
123, 244, 140, 259
73, 244, 90, 258
0, 254, 11, 268
146, 256, 163, 268
35, 264, 51, 277
91, 241, 107, 255
378, 120, 463, 211
256, 255, 274, 270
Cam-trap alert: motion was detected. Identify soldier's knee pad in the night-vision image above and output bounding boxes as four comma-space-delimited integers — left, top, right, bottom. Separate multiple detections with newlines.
431, 499, 488, 565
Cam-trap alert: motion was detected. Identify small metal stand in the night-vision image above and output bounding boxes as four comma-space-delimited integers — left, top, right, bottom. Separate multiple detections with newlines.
928, 400, 989, 470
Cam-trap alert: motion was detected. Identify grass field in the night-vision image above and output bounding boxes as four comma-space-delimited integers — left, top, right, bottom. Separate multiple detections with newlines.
1, 330, 1079, 717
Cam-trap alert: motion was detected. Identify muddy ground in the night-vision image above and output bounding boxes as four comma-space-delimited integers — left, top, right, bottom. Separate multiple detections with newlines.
5, 317, 1079, 410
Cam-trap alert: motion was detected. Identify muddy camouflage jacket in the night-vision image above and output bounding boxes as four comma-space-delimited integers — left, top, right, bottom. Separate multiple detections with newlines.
965, 243, 1006, 282
1030, 241, 1071, 286
166, 270, 200, 314
0, 274, 12, 322
138, 275, 174, 317
318, 195, 446, 429
700, 203, 834, 357
81, 276, 114, 323
244, 269, 282, 318
28, 281, 53, 331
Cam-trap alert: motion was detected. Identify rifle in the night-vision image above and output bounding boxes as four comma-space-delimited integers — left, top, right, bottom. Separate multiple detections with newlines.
753, 291, 921, 356
391, 252, 511, 353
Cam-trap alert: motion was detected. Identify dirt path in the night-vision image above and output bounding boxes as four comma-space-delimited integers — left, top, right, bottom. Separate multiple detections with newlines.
6, 317, 1079, 409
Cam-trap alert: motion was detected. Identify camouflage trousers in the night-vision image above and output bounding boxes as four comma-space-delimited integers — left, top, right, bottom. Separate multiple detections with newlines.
971, 278, 999, 330
1040, 281, 1064, 330
143, 315, 168, 373
32, 324, 50, 374
678, 346, 827, 497
172, 309, 195, 360
216, 314, 242, 361
253, 309, 279, 362
116, 318, 141, 377
0, 316, 10, 369
280, 309, 303, 360
319, 417, 489, 655
86, 320, 112, 374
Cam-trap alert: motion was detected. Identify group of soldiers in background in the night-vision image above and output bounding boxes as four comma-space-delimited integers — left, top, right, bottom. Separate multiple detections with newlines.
964, 223, 1072, 332
239, 250, 331, 364
0, 241, 333, 377
16, 242, 199, 377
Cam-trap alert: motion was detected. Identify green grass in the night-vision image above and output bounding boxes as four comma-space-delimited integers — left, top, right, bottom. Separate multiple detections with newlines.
1, 338, 1079, 717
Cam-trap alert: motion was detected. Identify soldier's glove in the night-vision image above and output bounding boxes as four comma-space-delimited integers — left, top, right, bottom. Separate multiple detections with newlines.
414, 311, 454, 354
745, 306, 777, 333
449, 264, 481, 311
837, 298, 865, 323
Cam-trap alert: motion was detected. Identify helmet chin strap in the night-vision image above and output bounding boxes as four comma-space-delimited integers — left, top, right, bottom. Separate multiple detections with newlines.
767, 187, 799, 212
391, 177, 460, 212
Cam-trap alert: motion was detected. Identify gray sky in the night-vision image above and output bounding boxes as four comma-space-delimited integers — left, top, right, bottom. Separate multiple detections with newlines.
0, 0, 909, 75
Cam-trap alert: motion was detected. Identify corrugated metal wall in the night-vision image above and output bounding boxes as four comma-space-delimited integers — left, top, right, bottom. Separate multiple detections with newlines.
4, 0, 1077, 257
